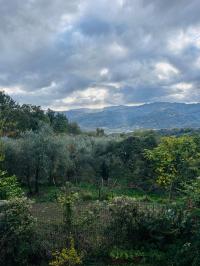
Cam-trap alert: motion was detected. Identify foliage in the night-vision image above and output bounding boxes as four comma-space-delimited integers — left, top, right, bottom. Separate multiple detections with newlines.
49, 238, 83, 266
58, 182, 79, 232
145, 136, 200, 199
0, 137, 23, 200
0, 91, 81, 136
107, 196, 196, 263
2, 126, 77, 194
0, 173, 23, 200
109, 247, 164, 264
181, 179, 200, 208
2, 130, 117, 193
79, 190, 94, 201
96, 128, 105, 137
0, 197, 37, 266
110, 247, 145, 261
107, 196, 139, 246
28, 195, 200, 266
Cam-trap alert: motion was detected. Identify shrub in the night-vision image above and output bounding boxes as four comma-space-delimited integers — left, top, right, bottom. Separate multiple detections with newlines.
0, 173, 23, 200
58, 187, 79, 234
107, 196, 195, 260
0, 197, 37, 266
181, 179, 200, 208
138, 195, 152, 203
73, 200, 109, 257
49, 237, 83, 266
109, 247, 165, 265
107, 196, 139, 246
79, 191, 94, 201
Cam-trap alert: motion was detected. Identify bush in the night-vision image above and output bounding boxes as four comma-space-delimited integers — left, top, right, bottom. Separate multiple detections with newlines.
0, 197, 38, 266
109, 247, 165, 265
58, 185, 79, 231
181, 179, 200, 208
107, 196, 139, 246
79, 191, 94, 201
73, 200, 109, 257
138, 195, 152, 203
49, 237, 83, 266
106, 196, 197, 264
0, 173, 23, 200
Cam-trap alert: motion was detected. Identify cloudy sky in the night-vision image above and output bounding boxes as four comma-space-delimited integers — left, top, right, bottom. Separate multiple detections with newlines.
0, 0, 200, 110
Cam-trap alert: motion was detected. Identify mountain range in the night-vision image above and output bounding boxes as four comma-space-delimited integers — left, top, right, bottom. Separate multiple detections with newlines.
63, 102, 200, 132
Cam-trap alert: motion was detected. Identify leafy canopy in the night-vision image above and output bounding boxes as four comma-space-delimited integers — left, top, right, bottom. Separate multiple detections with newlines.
145, 136, 200, 192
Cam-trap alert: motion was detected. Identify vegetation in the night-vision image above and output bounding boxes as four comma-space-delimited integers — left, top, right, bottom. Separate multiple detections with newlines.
0, 197, 37, 266
145, 136, 200, 199
0, 91, 81, 137
49, 238, 83, 266
1, 92, 200, 265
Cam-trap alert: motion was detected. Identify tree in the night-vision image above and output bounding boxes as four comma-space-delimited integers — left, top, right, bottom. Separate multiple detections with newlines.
0, 91, 18, 136
1, 92, 82, 136
68, 122, 81, 135
18, 104, 48, 131
96, 128, 105, 137
0, 91, 48, 135
101, 160, 109, 182
2, 126, 78, 192
24, 126, 53, 194
47, 108, 56, 125
47, 110, 69, 133
181, 179, 200, 208
145, 136, 200, 200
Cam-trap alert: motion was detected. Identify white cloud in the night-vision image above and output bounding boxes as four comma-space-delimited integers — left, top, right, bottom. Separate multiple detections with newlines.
59, 87, 109, 110
1, 86, 26, 95
172, 82, 193, 90
101, 82, 121, 89
168, 26, 200, 53
108, 42, 128, 58
155, 62, 179, 80
165, 82, 194, 101
100, 68, 109, 76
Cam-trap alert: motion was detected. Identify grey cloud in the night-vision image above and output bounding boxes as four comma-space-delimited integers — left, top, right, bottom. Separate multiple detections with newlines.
0, 0, 200, 109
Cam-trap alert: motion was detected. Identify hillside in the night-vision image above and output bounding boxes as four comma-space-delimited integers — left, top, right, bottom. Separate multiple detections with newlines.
64, 102, 200, 132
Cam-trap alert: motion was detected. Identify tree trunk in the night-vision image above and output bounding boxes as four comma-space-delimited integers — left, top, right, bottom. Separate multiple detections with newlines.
26, 174, 33, 195
49, 169, 53, 185
168, 181, 173, 202
34, 165, 39, 194
49, 157, 56, 185
26, 167, 32, 195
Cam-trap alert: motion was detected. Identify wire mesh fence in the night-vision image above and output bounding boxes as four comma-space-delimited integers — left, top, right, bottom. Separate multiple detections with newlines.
30, 200, 178, 252
1, 199, 196, 266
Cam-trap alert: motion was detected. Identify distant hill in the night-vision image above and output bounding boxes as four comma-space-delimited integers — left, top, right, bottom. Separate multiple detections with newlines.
63, 102, 200, 132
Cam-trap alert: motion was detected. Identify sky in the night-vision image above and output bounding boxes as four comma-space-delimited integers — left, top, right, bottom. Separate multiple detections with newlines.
0, 0, 200, 110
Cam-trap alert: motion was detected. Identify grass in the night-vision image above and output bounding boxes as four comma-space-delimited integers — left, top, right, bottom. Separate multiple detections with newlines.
27, 185, 60, 202
70, 181, 168, 203
30, 181, 171, 226
27, 181, 169, 204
